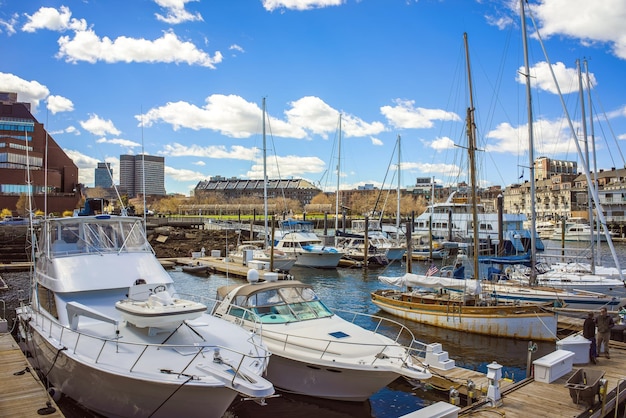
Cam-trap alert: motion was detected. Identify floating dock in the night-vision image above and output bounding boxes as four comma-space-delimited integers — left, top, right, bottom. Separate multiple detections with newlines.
0, 333, 64, 417
172, 256, 288, 280
421, 340, 626, 418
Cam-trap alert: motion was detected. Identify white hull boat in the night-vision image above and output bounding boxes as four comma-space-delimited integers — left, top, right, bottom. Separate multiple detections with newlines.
213, 277, 432, 401
17, 205, 274, 418
274, 220, 344, 268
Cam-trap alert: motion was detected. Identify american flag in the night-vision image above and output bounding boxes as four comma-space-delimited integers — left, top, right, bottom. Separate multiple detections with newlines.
426, 265, 438, 277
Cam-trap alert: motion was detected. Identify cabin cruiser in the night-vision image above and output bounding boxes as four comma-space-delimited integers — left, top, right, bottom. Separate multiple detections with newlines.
16, 203, 273, 418
273, 219, 344, 268
213, 275, 432, 401
228, 243, 297, 272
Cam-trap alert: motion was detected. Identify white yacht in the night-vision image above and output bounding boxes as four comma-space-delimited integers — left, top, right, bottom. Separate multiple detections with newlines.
338, 219, 406, 262
17, 204, 274, 418
228, 243, 297, 272
549, 220, 615, 242
213, 277, 432, 401
413, 192, 544, 254
273, 219, 344, 268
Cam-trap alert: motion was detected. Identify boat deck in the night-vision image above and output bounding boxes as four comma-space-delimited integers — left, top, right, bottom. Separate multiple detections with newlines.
0, 333, 64, 418
427, 340, 626, 417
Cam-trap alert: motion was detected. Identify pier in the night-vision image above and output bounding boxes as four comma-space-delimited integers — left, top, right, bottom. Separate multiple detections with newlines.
0, 333, 64, 417
422, 340, 626, 417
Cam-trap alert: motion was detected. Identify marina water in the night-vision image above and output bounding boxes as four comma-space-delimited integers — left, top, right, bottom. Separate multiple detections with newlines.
6, 239, 626, 417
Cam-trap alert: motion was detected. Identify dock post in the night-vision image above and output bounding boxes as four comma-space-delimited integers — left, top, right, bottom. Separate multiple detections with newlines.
487, 361, 503, 407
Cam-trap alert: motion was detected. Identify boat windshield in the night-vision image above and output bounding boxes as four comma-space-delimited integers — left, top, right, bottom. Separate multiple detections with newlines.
49, 218, 150, 256
245, 286, 333, 323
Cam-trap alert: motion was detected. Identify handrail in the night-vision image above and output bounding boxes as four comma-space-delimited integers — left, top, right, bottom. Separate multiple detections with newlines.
25, 306, 271, 382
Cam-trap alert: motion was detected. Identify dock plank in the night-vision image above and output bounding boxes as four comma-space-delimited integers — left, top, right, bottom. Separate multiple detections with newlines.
0, 333, 64, 418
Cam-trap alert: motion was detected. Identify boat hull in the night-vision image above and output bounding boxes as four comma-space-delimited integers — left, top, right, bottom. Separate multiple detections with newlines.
20, 322, 237, 418
292, 251, 344, 268
265, 353, 400, 402
371, 290, 557, 341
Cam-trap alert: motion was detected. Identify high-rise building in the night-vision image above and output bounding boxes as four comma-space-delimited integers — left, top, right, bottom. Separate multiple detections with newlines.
119, 154, 165, 197
0, 92, 80, 214
94, 162, 113, 188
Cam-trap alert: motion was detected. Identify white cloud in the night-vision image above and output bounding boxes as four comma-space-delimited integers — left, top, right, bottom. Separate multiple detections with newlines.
0, 72, 49, 113
154, 0, 203, 24
193, 160, 206, 166
402, 161, 463, 177
229, 44, 245, 53
160, 143, 259, 160
22, 6, 86, 32
380, 99, 461, 129
46, 95, 74, 114
245, 155, 326, 179
80, 114, 122, 136
0, 13, 18, 35
96, 138, 141, 148
57, 28, 223, 68
428, 136, 456, 151
371, 137, 383, 146
532, 0, 626, 60
262, 0, 344, 12
485, 117, 581, 156
516, 61, 595, 95
165, 165, 207, 182
63, 149, 100, 185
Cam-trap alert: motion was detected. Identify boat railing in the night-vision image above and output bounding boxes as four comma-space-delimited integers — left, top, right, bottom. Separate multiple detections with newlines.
25, 305, 271, 387
327, 307, 429, 356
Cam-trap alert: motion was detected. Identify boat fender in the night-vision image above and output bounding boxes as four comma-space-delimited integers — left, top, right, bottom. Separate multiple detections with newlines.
48, 387, 62, 402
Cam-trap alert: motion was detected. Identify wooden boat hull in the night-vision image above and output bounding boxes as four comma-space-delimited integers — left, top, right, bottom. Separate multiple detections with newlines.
371, 289, 557, 341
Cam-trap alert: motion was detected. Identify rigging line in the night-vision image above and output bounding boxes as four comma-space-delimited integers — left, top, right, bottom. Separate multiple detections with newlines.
264, 102, 289, 213
588, 84, 626, 167
372, 139, 398, 216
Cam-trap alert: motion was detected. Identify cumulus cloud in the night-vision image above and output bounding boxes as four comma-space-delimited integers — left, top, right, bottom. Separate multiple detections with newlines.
22, 6, 87, 32
80, 114, 122, 136
95, 138, 141, 148
46, 95, 74, 114
371, 137, 383, 146
532, 0, 626, 60
0, 72, 49, 113
165, 165, 207, 182
485, 117, 581, 156
140, 95, 385, 141
154, 0, 203, 24
57, 28, 223, 68
262, 0, 344, 12
516, 61, 595, 95
160, 143, 259, 161
380, 99, 461, 129
245, 155, 326, 179
64, 149, 100, 185
428, 136, 456, 151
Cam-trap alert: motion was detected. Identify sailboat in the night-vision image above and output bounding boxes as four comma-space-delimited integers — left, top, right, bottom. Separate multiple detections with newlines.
371, 32, 558, 341
229, 98, 297, 273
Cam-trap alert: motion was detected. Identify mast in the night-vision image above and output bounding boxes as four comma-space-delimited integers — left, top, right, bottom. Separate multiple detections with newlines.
576, 60, 595, 272
262, 97, 268, 247
585, 59, 601, 267
334, 114, 342, 245
463, 32, 480, 281
396, 135, 401, 233
520, 0, 537, 285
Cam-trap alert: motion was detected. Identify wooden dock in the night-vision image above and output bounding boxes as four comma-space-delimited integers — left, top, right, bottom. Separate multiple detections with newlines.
426, 340, 626, 417
172, 256, 288, 280
0, 333, 64, 418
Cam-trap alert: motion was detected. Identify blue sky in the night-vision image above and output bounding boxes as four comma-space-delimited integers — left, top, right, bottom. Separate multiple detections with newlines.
2, 0, 626, 196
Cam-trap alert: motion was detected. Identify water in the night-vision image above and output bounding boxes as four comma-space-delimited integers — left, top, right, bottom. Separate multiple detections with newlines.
5, 239, 626, 417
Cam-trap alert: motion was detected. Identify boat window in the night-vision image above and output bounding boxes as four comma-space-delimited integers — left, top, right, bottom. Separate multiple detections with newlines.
245, 286, 333, 323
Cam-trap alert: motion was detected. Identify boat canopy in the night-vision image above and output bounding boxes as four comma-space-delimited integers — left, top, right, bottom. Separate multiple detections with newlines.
379, 273, 481, 296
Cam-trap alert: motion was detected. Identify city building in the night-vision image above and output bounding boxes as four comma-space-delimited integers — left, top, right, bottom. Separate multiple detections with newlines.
94, 162, 113, 188
119, 154, 165, 197
194, 176, 321, 207
0, 92, 80, 214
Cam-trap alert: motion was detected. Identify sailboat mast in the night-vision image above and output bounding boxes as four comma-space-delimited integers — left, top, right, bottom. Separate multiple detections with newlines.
585, 59, 601, 267
396, 135, 401, 232
463, 32, 480, 280
576, 60, 595, 272
262, 97, 268, 247
335, 115, 342, 243
520, 0, 537, 284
